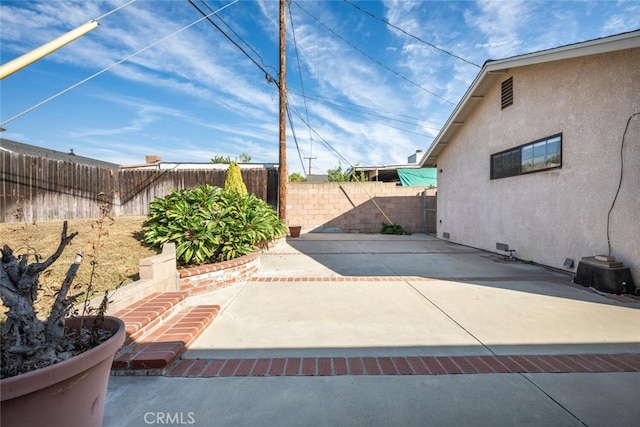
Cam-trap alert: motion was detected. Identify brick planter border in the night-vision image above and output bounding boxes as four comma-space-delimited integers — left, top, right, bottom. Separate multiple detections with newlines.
178, 252, 261, 295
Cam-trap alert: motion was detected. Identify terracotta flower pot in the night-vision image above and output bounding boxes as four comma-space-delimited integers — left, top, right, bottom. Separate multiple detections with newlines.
1, 316, 125, 427
289, 225, 302, 238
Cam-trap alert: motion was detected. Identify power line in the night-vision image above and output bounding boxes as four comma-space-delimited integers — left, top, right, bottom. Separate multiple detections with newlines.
95, 0, 138, 21
287, 88, 443, 129
191, 1, 443, 166
288, 1, 314, 172
194, 1, 422, 175
1, 0, 240, 128
284, 102, 308, 176
287, 91, 434, 139
342, 0, 481, 68
288, 89, 440, 132
287, 97, 397, 225
287, 92, 431, 167
194, 0, 308, 175
197, 0, 277, 76
187, 0, 278, 86
286, 97, 360, 168
291, 0, 455, 105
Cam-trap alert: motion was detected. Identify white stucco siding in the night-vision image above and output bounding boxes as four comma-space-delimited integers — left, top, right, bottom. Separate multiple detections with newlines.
437, 48, 640, 279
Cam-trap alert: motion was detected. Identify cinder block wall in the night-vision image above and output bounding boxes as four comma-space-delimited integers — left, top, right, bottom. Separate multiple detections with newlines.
286, 182, 436, 233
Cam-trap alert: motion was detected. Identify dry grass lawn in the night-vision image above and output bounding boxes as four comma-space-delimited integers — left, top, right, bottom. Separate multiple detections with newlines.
1, 216, 158, 316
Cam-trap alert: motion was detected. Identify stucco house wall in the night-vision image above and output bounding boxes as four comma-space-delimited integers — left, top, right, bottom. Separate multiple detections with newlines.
434, 46, 640, 279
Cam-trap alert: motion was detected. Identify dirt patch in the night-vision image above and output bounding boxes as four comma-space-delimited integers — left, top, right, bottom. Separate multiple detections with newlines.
1, 216, 158, 316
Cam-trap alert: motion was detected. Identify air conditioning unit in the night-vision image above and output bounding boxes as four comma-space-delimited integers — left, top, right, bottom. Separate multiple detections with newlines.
574, 255, 636, 294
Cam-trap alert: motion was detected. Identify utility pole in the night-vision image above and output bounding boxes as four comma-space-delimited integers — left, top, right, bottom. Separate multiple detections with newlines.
278, 0, 287, 222
304, 156, 316, 175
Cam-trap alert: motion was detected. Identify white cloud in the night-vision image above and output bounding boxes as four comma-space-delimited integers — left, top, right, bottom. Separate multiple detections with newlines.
3, 0, 638, 175
464, 0, 532, 58
277, 2, 426, 170
603, 3, 640, 33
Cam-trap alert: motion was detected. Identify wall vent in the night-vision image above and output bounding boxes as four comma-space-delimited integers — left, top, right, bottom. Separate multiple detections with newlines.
501, 77, 513, 109
496, 242, 516, 260
443, 232, 450, 239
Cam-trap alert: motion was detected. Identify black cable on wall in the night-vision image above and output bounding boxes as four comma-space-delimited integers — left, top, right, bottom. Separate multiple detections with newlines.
607, 112, 640, 256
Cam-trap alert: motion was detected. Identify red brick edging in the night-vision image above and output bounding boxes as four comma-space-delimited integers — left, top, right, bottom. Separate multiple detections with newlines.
111, 275, 639, 377
165, 353, 640, 377
113, 304, 220, 373
178, 252, 261, 295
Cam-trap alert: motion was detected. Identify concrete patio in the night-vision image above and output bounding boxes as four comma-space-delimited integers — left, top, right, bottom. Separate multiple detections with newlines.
104, 233, 640, 426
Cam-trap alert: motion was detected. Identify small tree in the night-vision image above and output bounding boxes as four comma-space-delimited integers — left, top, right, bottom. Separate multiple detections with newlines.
327, 162, 366, 182
211, 154, 233, 164
289, 172, 306, 182
237, 153, 252, 163
211, 153, 252, 164
353, 170, 367, 182
327, 162, 351, 182
224, 162, 248, 195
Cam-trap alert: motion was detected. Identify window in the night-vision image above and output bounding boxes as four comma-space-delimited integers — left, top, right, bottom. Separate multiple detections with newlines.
501, 77, 513, 109
491, 134, 562, 179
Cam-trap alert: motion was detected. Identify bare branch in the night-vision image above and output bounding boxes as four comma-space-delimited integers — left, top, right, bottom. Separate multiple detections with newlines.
26, 221, 78, 276
45, 252, 83, 344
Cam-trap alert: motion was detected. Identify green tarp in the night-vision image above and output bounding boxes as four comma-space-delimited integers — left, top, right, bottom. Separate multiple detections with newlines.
397, 168, 437, 186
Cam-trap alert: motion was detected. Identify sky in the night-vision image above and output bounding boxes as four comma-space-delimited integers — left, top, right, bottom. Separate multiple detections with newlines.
1, 0, 639, 175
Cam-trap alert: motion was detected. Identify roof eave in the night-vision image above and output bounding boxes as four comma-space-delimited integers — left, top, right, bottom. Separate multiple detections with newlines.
419, 29, 640, 168
354, 163, 423, 172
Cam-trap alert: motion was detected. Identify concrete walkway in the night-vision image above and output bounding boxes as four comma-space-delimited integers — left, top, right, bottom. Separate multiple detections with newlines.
104, 233, 640, 426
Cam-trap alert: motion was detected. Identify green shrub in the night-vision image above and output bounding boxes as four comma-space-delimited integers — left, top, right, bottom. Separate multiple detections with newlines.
381, 223, 411, 235
143, 184, 286, 266
224, 162, 248, 195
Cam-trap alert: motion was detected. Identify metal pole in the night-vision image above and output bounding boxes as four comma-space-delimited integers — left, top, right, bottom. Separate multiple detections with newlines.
0, 21, 99, 80
304, 156, 316, 175
278, 0, 287, 221
422, 190, 427, 234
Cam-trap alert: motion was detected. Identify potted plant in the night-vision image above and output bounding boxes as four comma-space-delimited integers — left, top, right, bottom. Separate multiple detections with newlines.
288, 225, 302, 238
1, 219, 125, 427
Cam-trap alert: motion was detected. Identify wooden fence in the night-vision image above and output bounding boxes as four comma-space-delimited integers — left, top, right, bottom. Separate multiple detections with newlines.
117, 168, 279, 216
0, 151, 279, 222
